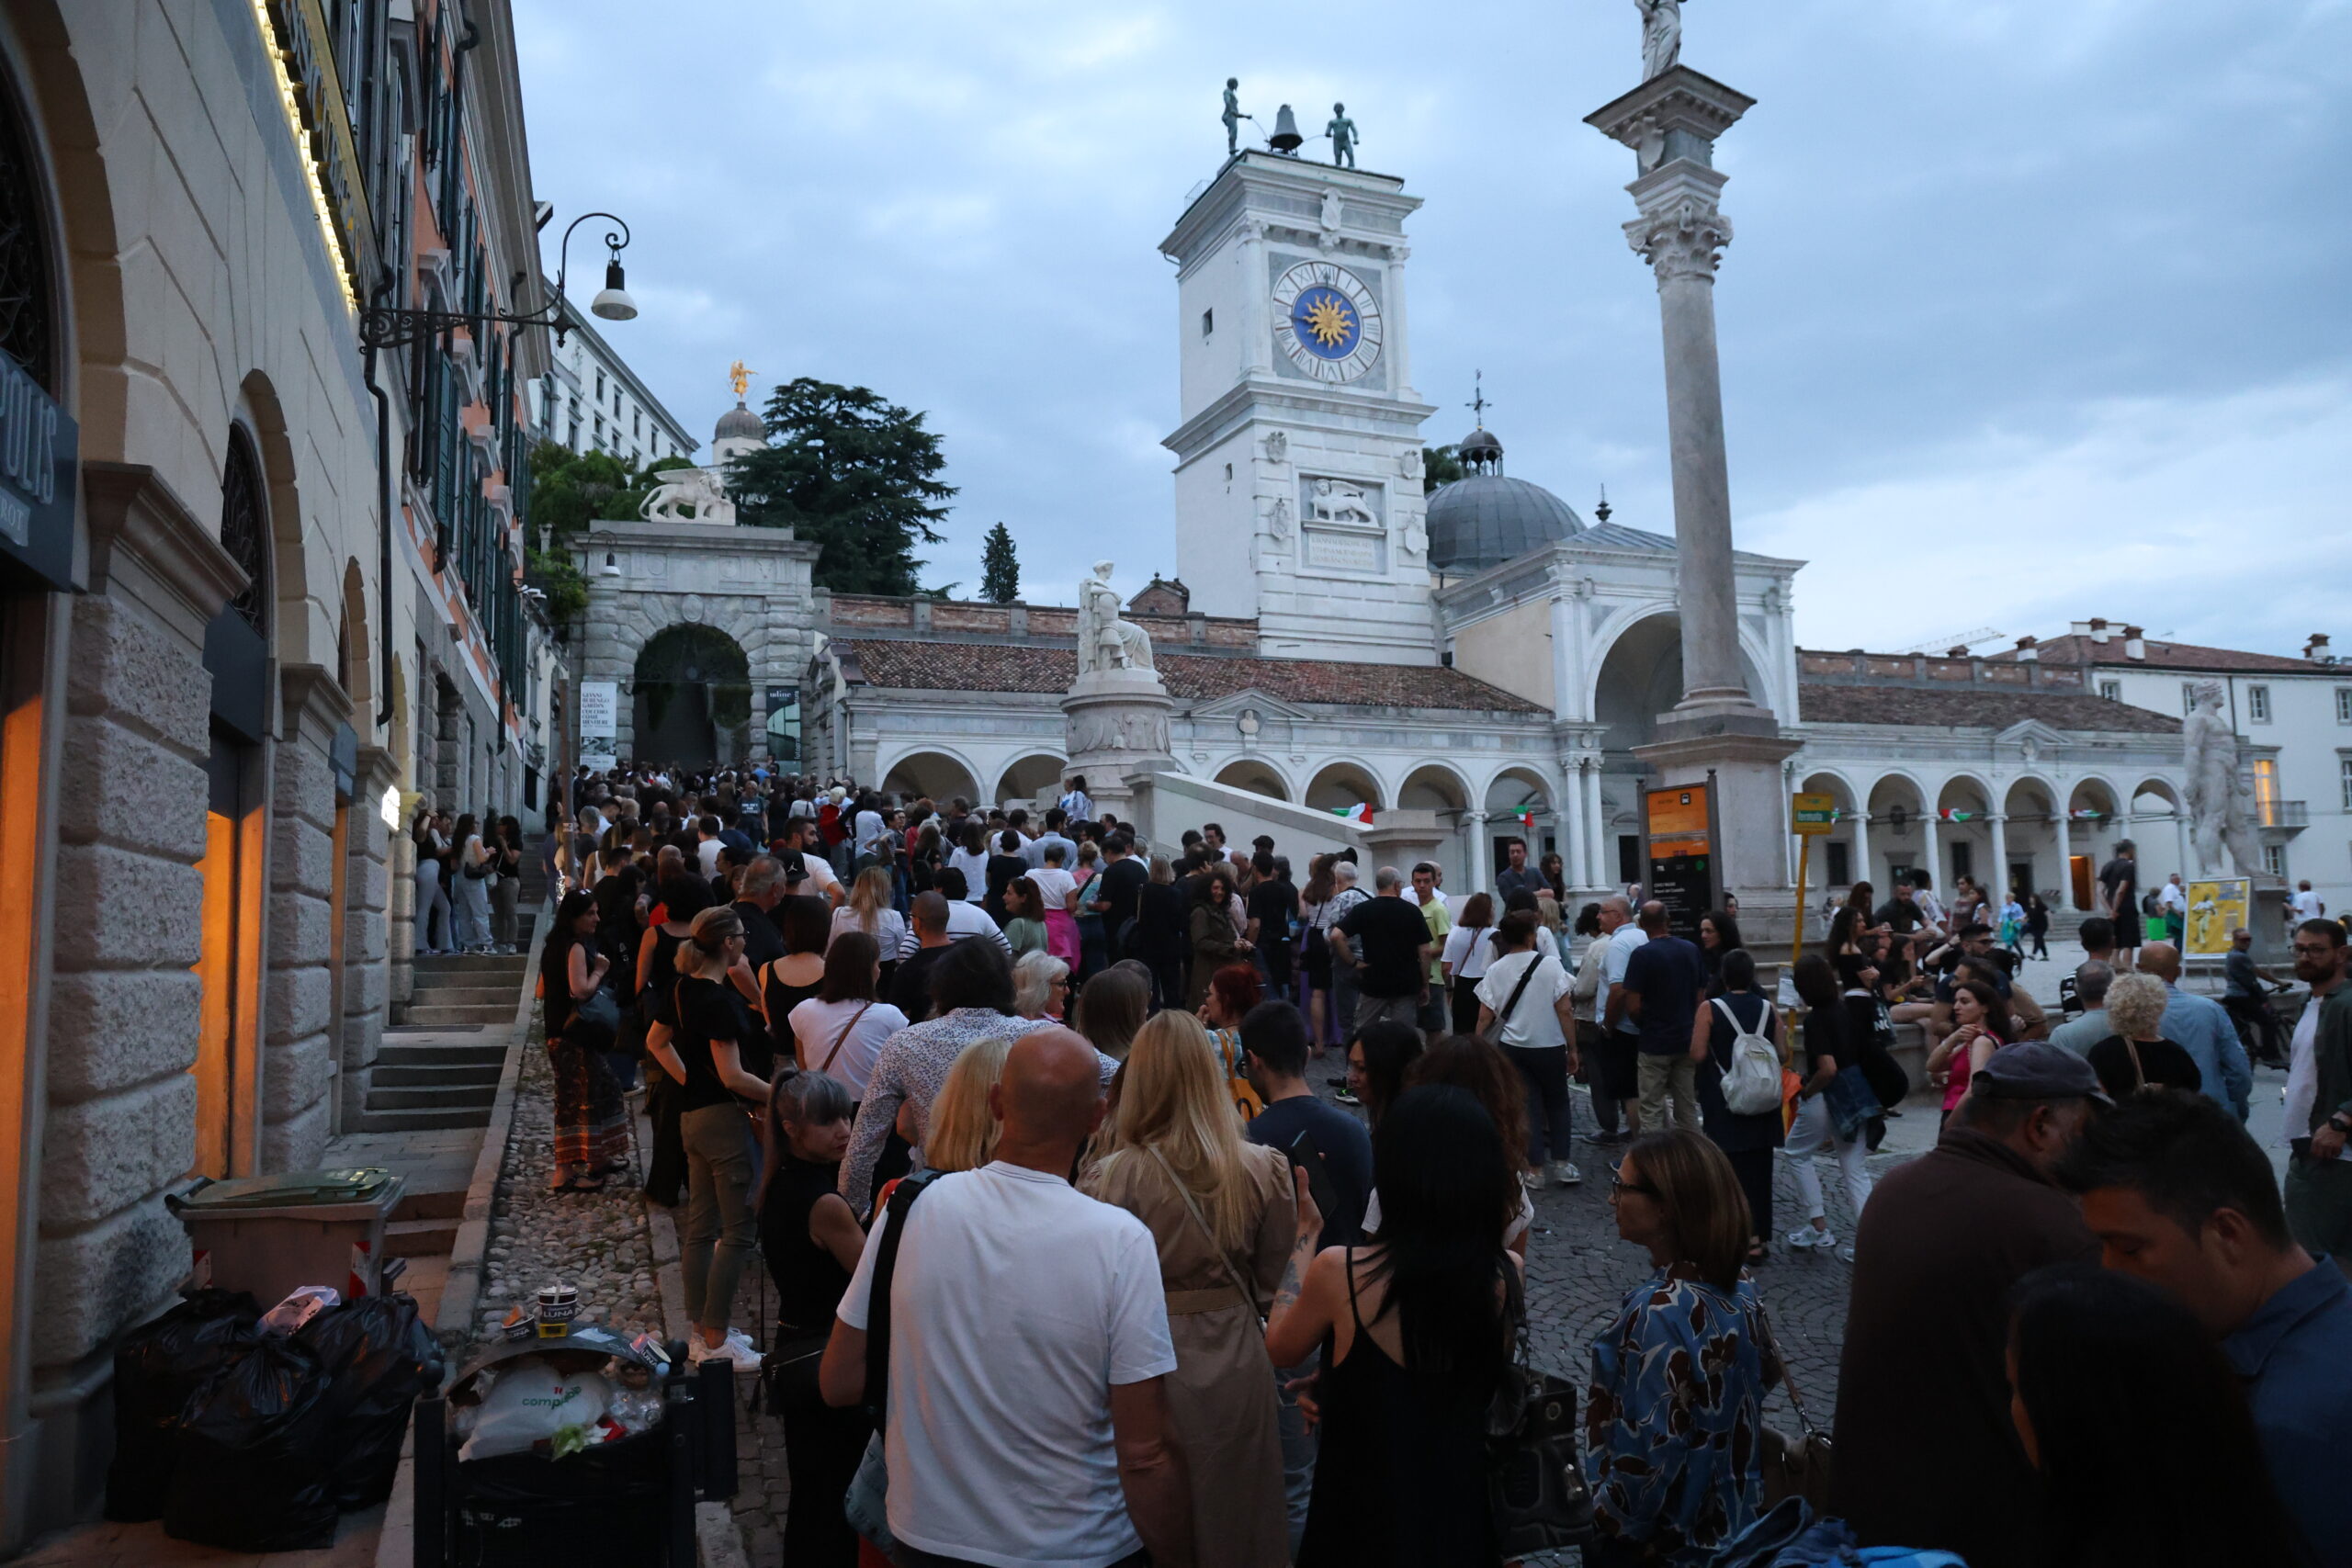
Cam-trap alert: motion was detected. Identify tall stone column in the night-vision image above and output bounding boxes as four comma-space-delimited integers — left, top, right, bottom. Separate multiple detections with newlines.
2054, 809, 2073, 907
1589, 67, 1800, 938
1923, 813, 1942, 893
1583, 765, 1609, 892
1464, 811, 1490, 896
1990, 813, 2010, 897
1851, 811, 1872, 892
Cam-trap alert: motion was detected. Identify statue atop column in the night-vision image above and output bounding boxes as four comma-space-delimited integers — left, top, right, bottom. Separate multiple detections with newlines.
1223, 79, 1242, 155
1637, 0, 1682, 80
1326, 104, 1358, 169
1077, 560, 1157, 675
2184, 679, 2261, 874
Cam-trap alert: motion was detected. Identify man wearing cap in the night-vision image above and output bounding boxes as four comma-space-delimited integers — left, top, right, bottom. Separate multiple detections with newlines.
1831, 1043, 2104, 1568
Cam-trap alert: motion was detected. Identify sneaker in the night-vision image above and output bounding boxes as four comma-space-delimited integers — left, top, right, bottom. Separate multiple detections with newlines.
1550, 1160, 1583, 1187
1785, 1225, 1835, 1250
687, 1332, 763, 1374
1835, 1243, 1858, 1264
1332, 1089, 1361, 1107
1521, 1168, 1547, 1192
1587, 1129, 1627, 1148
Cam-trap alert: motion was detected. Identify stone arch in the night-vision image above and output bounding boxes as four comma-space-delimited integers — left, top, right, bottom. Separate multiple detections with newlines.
1214, 757, 1291, 801
1586, 606, 1776, 739
2067, 775, 2125, 820
2130, 775, 2185, 812
632, 622, 753, 768
1305, 760, 1384, 813
1935, 772, 1996, 814
1395, 760, 1473, 812
339, 558, 371, 732
1481, 763, 1553, 813
13, 0, 122, 448
880, 747, 982, 806
234, 369, 319, 670
992, 751, 1067, 807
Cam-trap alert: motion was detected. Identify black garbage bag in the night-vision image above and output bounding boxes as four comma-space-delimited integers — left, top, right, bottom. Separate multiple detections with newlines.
164, 1330, 339, 1551
300, 1292, 447, 1508
454, 1426, 670, 1567
104, 1288, 262, 1521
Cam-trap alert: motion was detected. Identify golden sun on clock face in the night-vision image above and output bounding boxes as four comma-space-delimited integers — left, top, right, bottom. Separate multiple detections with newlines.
1272, 261, 1383, 384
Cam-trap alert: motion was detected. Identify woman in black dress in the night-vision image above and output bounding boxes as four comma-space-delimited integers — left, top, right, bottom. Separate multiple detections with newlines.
1690, 947, 1784, 1262
1266, 1086, 1515, 1567
756, 1069, 870, 1566
981, 828, 1028, 926
1134, 855, 1190, 1013
541, 891, 628, 1191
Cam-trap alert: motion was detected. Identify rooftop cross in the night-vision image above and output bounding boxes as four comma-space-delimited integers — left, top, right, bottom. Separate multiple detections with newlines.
1466, 370, 1491, 424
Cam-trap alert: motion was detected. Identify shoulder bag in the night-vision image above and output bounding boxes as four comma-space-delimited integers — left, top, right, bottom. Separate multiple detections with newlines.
1146, 1145, 1265, 1320
1479, 952, 1549, 1046
1487, 1284, 1597, 1553
1753, 1295, 1833, 1509
818, 1002, 874, 1077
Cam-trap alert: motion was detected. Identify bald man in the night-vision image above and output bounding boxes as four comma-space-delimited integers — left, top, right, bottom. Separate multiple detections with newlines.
2136, 942, 2253, 1118
823, 1029, 1195, 1568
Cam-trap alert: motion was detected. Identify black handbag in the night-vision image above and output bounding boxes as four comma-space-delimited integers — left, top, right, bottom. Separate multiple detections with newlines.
1487, 1301, 1596, 1553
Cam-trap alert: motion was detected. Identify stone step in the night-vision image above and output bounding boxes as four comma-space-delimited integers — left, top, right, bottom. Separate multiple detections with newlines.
373, 1059, 503, 1089
413, 953, 531, 978
391, 1181, 470, 1223
367, 1083, 498, 1113
349, 1107, 493, 1134
397, 1003, 515, 1028
384, 1215, 461, 1258
404, 984, 520, 1008
378, 1042, 508, 1068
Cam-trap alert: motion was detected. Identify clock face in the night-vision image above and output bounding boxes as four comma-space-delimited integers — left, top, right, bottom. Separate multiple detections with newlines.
1272, 261, 1383, 384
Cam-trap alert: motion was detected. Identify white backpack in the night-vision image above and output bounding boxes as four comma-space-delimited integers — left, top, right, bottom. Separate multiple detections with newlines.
1713, 997, 1783, 1115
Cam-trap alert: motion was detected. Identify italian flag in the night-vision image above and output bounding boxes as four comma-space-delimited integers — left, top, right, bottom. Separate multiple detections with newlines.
1504, 804, 1542, 826
1329, 803, 1374, 828
1938, 808, 1973, 822
2069, 807, 2103, 820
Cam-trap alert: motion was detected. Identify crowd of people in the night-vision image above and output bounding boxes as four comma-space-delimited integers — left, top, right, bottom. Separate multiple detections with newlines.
524, 761, 2352, 1568
410, 807, 530, 953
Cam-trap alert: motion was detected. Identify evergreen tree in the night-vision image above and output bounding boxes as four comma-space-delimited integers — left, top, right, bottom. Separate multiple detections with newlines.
522, 444, 692, 622
979, 522, 1020, 603
1421, 444, 1464, 494
728, 378, 956, 596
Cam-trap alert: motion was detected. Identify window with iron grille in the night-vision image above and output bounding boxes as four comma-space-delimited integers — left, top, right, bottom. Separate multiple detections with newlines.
220, 428, 270, 635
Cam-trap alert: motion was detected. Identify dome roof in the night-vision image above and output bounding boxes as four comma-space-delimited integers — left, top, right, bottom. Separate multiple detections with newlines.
1458, 425, 1503, 465
714, 400, 765, 442
1425, 473, 1584, 574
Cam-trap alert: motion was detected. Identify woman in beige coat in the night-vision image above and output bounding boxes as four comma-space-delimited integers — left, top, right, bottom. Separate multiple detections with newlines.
1083, 1010, 1295, 1566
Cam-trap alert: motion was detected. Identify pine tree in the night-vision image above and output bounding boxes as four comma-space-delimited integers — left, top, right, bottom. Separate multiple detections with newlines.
980, 522, 1020, 603
727, 378, 956, 596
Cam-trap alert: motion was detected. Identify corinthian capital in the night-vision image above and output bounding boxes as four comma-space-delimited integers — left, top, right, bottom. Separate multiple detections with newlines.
1624, 195, 1733, 284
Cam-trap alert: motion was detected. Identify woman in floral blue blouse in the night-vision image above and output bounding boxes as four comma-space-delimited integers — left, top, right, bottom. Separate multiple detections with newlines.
1585, 1128, 1781, 1566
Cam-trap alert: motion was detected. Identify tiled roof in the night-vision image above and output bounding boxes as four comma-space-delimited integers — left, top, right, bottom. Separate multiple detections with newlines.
2000, 635, 2321, 675
1798, 682, 2182, 735
838, 639, 1546, 714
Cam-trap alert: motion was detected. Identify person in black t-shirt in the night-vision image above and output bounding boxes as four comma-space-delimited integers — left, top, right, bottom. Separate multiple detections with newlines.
1247, 854, 1298, 1000
2098, 841, 2142, 952
1091, 833, 1149, 956
1241, 999, 1372, 1245
1332, 867, 1435, 1032
646, 906, 771, 1374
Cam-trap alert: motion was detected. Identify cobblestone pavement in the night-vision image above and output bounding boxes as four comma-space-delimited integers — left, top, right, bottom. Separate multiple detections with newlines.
468, 1019, 666, 1354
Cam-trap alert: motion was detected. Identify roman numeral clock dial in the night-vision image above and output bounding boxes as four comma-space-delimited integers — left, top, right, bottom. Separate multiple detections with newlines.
1271, 260, 1383, 384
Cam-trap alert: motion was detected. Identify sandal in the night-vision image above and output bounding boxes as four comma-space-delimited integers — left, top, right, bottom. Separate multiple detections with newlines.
559, 1176, 607, 1193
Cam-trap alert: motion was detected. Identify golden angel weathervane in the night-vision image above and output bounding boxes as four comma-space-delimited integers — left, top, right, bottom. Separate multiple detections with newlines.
728, 360, 752, 399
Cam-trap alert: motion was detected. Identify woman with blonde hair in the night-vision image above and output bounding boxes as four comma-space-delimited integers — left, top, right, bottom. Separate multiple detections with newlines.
829, 863, 907, 962
921, 1033, 1015, 1176
1083, 1010, 1295, 1566
1012, 947, 1070, 1021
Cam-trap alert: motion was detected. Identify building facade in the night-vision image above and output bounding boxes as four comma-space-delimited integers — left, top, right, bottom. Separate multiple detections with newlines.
0, 0, 551, 1543
534, 289, 697, 468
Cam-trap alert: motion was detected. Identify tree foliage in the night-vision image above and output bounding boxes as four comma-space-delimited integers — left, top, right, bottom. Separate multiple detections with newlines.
522, 443, 693, 625
728, 378, 956, 596
1421, 445, 1463, 494
980, 522, 1020, 604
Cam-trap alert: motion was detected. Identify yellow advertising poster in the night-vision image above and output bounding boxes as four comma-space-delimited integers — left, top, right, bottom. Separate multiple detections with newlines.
2185, 877, 2251, 956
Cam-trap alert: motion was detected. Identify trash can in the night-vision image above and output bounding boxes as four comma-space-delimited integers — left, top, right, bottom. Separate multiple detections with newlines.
168, 1168, 406, 1306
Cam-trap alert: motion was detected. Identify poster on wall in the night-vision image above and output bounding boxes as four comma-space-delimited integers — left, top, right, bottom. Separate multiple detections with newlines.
765, 686, 801, 763
2185, 877, 2252, 955
1644, 784, 1715, 942
579, 681, 619, 741
580, 751, 618, 775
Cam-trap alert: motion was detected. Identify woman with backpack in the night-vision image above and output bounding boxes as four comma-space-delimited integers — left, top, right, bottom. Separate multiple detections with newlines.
1689, 947, 1784, 1266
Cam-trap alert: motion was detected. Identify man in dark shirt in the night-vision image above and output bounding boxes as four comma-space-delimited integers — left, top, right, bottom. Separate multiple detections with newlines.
890, 892, 956, 1021
2222, 925, 2285, 1065
1091, 832, 1148, 957
1620, 901, 1704, 1132
729, 855, 787, 972
2059, 916, 2117, 1017
2059, 1089, 2352, 1568
2098, 840, 2141, 956
1833, 1045, 2104, 1568
1245, 853, 1298, 1002
1494, 838, 1549, 903
1332, 866, 1434, 1032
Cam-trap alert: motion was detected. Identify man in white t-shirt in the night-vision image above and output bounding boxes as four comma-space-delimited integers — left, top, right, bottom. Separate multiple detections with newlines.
2292, 881, 2326, 922
1596, 895, 1648, 1142
784, 818, 842, 905
822, 1029, 1193, 1568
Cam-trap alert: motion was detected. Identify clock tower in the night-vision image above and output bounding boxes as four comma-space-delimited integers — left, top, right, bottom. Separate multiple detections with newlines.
1160, 152, 1440, 661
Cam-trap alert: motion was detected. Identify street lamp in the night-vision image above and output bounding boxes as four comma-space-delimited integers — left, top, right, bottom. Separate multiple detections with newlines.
359, 210, 639, 350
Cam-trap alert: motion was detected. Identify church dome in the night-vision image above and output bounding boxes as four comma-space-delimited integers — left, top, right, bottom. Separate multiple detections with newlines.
1426, 472, 1584, 574
714, 401, 765, 443
1458, 425, 1503, 467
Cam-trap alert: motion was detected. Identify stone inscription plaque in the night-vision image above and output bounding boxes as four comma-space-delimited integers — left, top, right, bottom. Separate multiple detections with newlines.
1305, 527, 1383, 574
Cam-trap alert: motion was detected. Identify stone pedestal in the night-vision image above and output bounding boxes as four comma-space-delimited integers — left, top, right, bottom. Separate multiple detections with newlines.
1362, 809, 1447, 880
1634, 723, 1803, 947
1062, 669, 1177, 825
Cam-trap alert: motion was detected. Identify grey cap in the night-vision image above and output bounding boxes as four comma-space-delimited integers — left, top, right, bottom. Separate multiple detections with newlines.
1971, 1041, 2113, 1105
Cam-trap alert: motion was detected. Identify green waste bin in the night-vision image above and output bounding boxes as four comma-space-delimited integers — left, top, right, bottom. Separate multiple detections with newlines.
168, 1168, 406, 1307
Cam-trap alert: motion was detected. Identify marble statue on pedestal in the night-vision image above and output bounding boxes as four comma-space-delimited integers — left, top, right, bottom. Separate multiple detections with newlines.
1638, 0, 1681, 80
2185, 679, 2261, 875
641, 467, 736, 525
1077, 560, 1157, 674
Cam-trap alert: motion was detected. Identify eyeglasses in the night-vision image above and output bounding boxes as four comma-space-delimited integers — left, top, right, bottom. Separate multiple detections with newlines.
1608, 1173, 1659, 1201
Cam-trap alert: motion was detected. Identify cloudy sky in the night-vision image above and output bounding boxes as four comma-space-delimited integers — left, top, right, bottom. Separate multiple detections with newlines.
518, 0, 2350, 655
